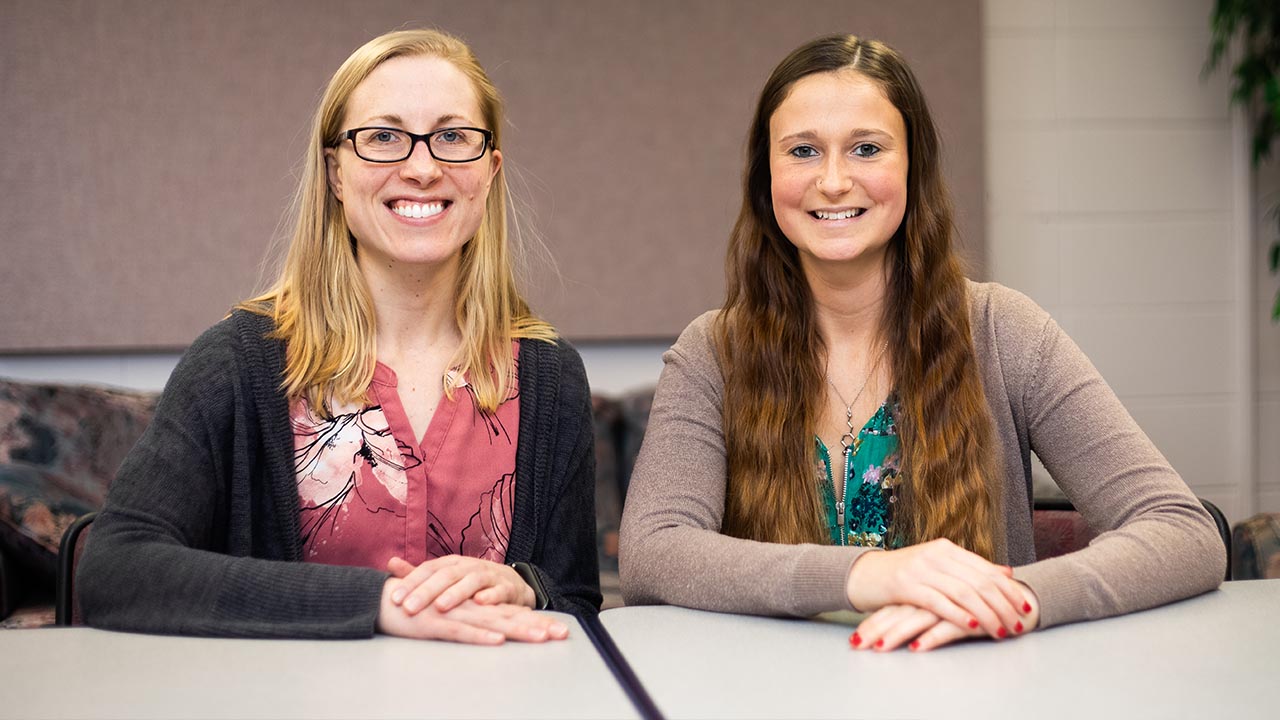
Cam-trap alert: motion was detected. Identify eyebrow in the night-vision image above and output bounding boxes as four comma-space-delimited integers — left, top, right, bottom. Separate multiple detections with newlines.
776, 128, 894, 145
361, 113, 472, 128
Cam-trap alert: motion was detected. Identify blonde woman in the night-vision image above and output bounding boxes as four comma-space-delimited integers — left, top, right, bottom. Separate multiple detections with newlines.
620, 35, 1223, 651
79, 29, 599, 643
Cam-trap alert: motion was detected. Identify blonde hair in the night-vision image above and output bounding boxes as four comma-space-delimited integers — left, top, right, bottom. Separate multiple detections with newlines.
239, 28, 555, 416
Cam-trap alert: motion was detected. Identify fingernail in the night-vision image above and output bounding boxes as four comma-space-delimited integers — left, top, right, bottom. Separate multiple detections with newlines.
404, 598, 420, 612
552, 623, 568, 636
874, 639, 884, 649
1022, 601, 1032, 614
1015, 621, 1024, 633
487, 632, 504, 643
391, 589, 406, 604
530, 628, 547, 641
909, 640, 920, 651
967, 618, 979, 629
997, 627, 1008, 639
850, 632, 862, 647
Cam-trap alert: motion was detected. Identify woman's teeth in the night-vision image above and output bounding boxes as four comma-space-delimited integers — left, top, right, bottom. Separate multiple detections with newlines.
391, 201, 445, 219
814, 209, 864, 220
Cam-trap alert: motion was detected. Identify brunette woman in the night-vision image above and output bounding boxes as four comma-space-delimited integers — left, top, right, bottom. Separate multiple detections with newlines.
619, 35, 1223, 651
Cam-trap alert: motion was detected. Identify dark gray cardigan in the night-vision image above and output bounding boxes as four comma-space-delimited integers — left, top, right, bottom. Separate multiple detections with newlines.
78, 310, 600, 637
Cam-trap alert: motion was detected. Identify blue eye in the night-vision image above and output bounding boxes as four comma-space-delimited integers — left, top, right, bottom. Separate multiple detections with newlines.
789, 145, 819, 159
853, 143, 881, 158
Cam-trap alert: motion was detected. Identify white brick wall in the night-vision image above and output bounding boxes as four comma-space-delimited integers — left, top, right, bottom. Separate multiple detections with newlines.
984, 0, 1266, 522
1256, 157, 1280, 513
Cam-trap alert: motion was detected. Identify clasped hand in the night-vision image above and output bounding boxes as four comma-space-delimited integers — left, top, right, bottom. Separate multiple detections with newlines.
376, 555, 567, 645
845, 538, 1040, 652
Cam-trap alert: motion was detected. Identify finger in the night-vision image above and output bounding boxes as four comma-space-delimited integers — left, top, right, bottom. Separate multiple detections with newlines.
402, 567, 465, 614
909, 619, 977, 652
849, 605, 913, 651
433, 572, 495, 612
913, 571, 1009, 640
947, 553, 1033, 618
427, 616, 507, 646
876, 607, 943, 652
849, 604, 931, 650
474, 586, 518, 605
387, 556, 415, 578
390, 562, 444, 606
898, 583, 978, 636
448, 603, 566, 643
932, 563, 1023, 637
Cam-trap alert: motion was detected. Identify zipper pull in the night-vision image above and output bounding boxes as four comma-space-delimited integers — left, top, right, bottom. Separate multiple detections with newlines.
836, 501, 846, 543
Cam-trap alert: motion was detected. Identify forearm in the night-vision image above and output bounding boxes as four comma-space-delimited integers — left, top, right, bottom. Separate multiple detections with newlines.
620, 518, 862, 616
79, 509, 387, 638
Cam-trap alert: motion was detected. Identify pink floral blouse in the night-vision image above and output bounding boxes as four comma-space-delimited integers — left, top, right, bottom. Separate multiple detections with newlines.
292, 352, 520, 569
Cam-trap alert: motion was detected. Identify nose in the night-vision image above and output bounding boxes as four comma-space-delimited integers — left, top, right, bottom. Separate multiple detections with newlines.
817, 156, 854, 196
398, 138, 444, 185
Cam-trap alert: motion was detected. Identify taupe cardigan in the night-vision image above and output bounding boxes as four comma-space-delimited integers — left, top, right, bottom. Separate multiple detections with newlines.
619, 282, 1224, 628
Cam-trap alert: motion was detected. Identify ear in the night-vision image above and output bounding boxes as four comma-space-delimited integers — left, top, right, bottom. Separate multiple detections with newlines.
487, 147, 503, 187
324, 147, 344, 202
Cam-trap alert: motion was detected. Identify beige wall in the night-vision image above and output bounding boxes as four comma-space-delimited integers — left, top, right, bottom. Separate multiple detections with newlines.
0, 0, 983, 349
983, 0, 1272, 521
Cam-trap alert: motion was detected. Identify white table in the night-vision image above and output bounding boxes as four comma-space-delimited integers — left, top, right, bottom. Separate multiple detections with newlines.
0, 612, 638, 720
601, 579, 1280, 719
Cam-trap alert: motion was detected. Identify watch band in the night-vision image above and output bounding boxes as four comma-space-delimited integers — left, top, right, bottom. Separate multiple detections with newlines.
509, 561, 550, 610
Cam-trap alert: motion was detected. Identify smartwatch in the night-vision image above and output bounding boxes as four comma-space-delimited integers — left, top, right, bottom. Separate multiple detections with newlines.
509, 561, 550, 610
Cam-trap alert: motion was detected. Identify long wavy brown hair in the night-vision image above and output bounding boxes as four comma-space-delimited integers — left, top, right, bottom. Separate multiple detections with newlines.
716, 35, 1000, 559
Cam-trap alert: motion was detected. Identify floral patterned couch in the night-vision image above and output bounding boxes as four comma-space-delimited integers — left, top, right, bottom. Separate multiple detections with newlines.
0, 379, 157, 627
3, 375, 1269, 629
0, 377, 649, 627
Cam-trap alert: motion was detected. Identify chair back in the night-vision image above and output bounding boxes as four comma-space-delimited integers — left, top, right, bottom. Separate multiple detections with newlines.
56, 511, 96, 626
1230, 513, 1280, 580
1031, 497, 1231, 581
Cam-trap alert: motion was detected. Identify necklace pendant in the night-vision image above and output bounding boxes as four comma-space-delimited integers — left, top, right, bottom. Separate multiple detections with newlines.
838, 432, 855, 452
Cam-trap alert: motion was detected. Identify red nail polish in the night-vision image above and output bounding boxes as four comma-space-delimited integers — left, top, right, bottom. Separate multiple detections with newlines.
850, 632, 862, 647
967, 618, 979, 629
874, 639, 884, 649
1023, 601, 1032, 613
997, 627, 1008, 639
909, 640, 920, 651
1015, 621, 1024, 633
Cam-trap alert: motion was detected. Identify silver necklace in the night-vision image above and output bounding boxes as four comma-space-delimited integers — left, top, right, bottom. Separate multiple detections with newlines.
825, 342, 888, 452
825, 341, 889, 546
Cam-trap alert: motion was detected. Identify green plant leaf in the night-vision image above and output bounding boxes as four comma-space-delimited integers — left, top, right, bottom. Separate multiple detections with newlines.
1270, 241, 1280, 272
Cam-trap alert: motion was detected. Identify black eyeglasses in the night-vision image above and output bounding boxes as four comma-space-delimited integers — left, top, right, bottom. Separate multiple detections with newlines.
338, 126, 495, 163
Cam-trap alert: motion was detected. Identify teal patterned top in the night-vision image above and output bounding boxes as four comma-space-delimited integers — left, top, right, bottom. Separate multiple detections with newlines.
814, 394, 904, 548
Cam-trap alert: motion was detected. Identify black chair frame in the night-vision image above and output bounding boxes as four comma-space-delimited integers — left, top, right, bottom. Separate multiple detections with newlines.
56, 511, 97, 626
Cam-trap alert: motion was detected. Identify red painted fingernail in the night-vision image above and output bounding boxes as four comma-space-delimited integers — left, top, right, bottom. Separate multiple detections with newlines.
1023, 602, 1032, 613
909, 640, 920, 651
874, 639, 884, 649
997, 627, 1009, 639
1015, 621, 1024, 633
967, 618, 979, 629
850, 632, 862, 647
